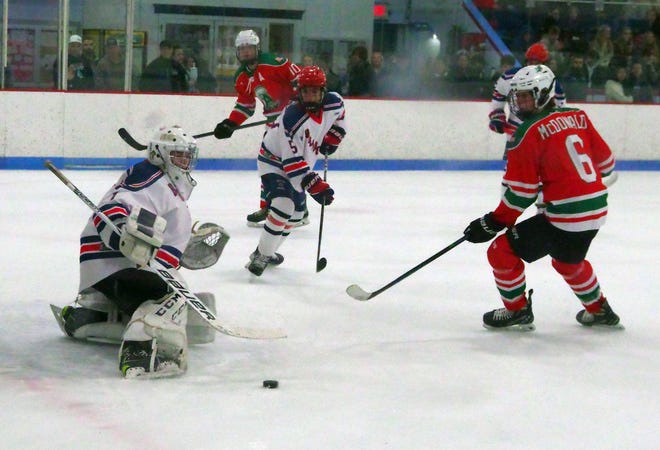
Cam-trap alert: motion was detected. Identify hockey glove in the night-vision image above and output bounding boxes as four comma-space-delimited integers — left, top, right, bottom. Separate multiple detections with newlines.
464, 212, 505, 243
302, 172, 334, 205
488, 109, 507, 134
319, 125, 346, 156
119, 207, 166, 267
214, 119, 237, 139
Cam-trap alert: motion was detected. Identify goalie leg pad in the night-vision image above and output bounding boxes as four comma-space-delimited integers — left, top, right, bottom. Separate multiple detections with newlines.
121, 291, 189, 375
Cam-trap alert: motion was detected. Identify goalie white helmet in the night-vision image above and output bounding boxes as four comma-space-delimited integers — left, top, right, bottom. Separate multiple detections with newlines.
508, 64, 556, 119
235, 29, 260, 65
148, 125, 199, 200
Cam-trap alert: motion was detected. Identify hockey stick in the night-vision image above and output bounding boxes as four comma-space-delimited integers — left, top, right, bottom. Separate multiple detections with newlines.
346, 236, 467, 301
315, 155, 329, 272
118, 119, 271, 151
43, 160, 286, 340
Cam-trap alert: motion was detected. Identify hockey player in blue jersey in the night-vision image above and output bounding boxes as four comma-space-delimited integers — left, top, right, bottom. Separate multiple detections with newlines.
245, 65, 347, 276
54, 125, 228, 378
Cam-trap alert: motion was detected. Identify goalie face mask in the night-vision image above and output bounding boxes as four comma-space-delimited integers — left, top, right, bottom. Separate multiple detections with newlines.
148, 126, 199, 200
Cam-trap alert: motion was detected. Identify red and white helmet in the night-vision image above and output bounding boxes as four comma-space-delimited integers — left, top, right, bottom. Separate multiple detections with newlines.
296, 65, 327, 111
525, 43, 549, 64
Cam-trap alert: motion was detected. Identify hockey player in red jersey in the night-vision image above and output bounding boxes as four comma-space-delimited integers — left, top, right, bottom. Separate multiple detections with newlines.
213, 29, 305, 227
489, 43, 566, 159
463, 64, 621, 330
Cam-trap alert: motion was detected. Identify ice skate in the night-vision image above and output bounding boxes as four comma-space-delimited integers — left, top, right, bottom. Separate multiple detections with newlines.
576, 299, 623, 329
61, 305, 108, 337
119, 339, 183, 379
483, 291, 535, 331
246, 207, 268, 228
245, 248, 283, 276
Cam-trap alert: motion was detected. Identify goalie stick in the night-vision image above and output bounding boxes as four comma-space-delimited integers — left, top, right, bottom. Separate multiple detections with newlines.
346, 236, 467, 301
118, 119, 271, 151
44, 160, 286, 340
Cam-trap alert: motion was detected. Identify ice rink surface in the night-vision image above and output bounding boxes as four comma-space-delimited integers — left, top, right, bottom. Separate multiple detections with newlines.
1, 168, 658, 450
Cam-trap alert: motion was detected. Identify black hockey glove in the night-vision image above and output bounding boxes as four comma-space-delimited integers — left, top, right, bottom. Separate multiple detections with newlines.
488, 109, 506, 134
302, 172, 334, 205
319, 142, 338, 156
214, 119, 237, 139
464, 212, 505, 243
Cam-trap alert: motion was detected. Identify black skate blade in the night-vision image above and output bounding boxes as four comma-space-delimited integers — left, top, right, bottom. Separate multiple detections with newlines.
483, 323, 536, 332
316, 257, 327, 272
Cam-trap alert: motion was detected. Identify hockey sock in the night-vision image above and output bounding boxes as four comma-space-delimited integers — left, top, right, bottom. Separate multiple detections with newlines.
488, 235, 527, 310
551, 259, 603, 312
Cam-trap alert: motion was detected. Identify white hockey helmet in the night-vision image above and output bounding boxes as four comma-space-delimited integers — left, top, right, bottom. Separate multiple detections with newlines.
508, 64, 556, 118
235, 29, 260, 65
148, 125, 198, 199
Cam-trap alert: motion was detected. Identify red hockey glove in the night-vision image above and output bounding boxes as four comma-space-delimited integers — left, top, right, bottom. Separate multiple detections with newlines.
302, 172, 334, 205
319, 125, 345, 156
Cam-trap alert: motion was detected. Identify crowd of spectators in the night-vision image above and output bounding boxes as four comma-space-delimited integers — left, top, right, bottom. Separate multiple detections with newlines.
41, 2, 659, 104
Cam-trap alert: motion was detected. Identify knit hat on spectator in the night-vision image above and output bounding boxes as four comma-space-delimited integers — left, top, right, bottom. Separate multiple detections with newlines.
69, 35, 83, 44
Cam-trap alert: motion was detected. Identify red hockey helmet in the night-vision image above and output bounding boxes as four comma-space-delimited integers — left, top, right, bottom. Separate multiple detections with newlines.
297, 65, 327, 89
525, 43, 549, 63
297, 65, 327, 111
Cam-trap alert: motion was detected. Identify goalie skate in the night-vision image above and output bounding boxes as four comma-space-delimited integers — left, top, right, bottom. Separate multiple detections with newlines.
119, 339, 184, 379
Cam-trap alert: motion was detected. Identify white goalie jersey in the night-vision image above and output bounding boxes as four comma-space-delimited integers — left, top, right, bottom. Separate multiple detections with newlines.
257, 91, 346, 189
78, 160, 192, 292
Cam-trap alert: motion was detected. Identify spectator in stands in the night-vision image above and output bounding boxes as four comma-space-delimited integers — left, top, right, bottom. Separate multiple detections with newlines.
634, 30, 659, 61
387, 53, 420, 98
82, 38, 97, 66
95, 38, 124, 91
540, 24, 565, 68
317, 59, 342, 94
139, 39, 175, 92
421, 56, 448, 99
628, 61, 656, 103
171, 44, 189, 92
491, 54, 516, 82
561, 4, 589, 54
446, 49, 484, 99
53, 34, 95, 90
347, 45, 371, 96
300, 54, 314, 67
563, 53, 590, 101
612, 26, 635, 68
185, 54, 215, 94
605, 66, 633, 103
588, 25, 615, 87
368, 51, 389, 97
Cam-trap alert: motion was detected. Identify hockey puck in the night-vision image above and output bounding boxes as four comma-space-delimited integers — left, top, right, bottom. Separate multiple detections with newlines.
262, 379, 279, 389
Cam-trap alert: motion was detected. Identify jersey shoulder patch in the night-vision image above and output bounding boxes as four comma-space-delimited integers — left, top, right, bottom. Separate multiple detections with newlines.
122, 160, 164, 191
258, 52, 288, 67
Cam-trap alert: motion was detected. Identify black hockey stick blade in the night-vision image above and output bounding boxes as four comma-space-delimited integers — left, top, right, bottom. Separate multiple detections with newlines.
118, 127, 148, 150
316, 257, 327, 272
346, 236, 467, 301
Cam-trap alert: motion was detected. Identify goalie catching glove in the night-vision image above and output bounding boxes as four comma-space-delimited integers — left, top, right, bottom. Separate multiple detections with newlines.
119, 207, 166, 267
180, 222, 230, 270
302, 172, 334, 205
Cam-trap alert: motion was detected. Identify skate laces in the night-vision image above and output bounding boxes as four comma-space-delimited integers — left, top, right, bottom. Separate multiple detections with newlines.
492, 307, 514, 320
